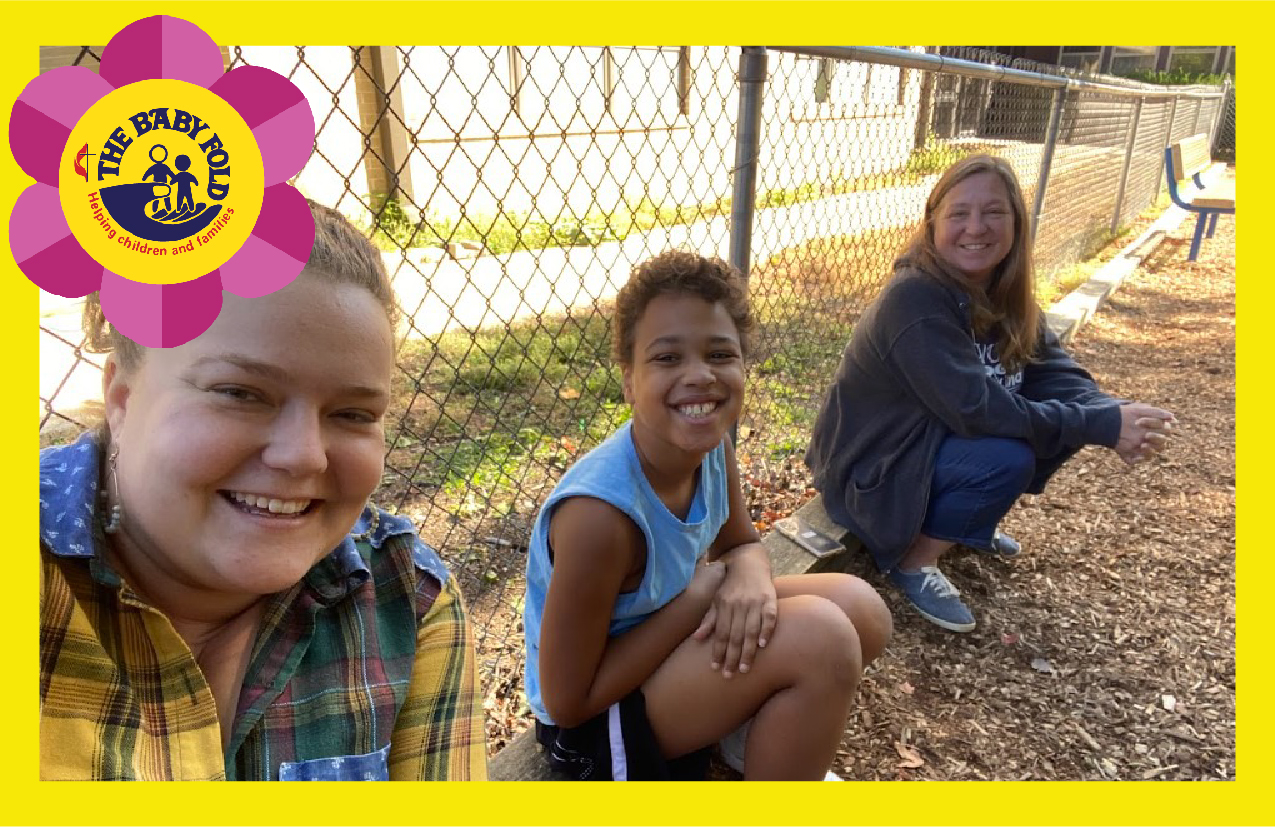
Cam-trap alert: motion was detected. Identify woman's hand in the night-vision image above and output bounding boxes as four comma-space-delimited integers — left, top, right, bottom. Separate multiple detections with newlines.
692, 547, 777, 678
1115, 402, 1176, 465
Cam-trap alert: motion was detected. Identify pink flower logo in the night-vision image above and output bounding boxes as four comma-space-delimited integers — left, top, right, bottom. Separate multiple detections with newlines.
9, 15, 315, 347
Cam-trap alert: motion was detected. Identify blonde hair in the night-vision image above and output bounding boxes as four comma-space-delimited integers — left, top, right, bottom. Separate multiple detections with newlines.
83, 199, 398, 371
898, 154, 1039, 371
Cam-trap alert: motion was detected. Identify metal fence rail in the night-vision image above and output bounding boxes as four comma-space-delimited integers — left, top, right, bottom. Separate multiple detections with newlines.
38, 45, 1229, 743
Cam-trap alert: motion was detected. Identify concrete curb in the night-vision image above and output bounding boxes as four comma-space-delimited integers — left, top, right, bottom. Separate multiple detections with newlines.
1043, 203, 1191, 345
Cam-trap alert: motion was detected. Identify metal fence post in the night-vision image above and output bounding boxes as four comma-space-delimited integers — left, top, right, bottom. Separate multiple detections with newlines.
1030, 86, 1067, 246
1111, 96, 1143, 233
728, 46, 767, 445
729, 46, 767, 286
1155, 95, 1179, 201
354, 46, 416, 215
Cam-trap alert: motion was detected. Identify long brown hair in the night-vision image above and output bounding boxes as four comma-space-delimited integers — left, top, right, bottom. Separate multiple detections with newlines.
898, 154, 1039, 371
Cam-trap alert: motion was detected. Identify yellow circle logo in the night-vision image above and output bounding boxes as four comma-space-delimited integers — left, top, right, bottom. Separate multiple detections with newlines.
59, 78, 265, 285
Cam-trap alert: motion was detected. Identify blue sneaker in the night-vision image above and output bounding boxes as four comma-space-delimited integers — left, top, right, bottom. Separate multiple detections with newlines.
888, 566, 976, 632
976, 530, 1021, 558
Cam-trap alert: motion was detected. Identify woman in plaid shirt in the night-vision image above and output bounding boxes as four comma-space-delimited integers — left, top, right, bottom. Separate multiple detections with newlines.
39, 202, 487, 780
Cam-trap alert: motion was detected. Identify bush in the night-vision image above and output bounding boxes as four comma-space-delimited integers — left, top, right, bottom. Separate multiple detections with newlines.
1115, 68, 1230, 87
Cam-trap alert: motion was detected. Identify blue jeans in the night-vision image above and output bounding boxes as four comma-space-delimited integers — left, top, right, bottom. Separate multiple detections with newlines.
920, 436, 1042, 551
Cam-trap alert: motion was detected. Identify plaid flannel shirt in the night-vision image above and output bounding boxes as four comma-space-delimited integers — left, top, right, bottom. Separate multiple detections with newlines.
39, 435, 487, 780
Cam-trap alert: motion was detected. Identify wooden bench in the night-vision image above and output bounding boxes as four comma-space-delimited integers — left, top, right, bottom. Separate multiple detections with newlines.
487, 494, 861, 780
1164, 133, 1235, 261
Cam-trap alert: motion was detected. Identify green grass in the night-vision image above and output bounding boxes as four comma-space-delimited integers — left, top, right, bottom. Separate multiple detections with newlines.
356, 197, 729, 256
903, 136, 978, 176
355, 140, 982, 257
1035, 192, 1173, 306
386, 311, 627, 504
751, 141, 986, 212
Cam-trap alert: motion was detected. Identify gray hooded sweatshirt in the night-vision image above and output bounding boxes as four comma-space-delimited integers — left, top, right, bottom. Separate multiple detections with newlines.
805, 265, 1123, 573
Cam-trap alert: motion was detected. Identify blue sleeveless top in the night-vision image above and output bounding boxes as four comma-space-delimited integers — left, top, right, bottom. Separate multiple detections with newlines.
522, 420, 730, 724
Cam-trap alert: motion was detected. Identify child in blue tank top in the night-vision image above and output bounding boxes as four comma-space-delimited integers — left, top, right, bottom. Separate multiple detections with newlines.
522, 251, 893, 780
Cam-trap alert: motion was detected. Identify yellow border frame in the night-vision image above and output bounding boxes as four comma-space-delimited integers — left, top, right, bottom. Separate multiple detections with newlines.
8, 3, 1256, 824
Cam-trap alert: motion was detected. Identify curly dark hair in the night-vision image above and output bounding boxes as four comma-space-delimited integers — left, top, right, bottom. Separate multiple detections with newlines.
83, 199, 398, 370
611, 249, 753, 366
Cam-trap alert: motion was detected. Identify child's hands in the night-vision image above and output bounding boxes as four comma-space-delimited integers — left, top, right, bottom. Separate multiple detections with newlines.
686, 557, 728, 604
692, 551, 777, 679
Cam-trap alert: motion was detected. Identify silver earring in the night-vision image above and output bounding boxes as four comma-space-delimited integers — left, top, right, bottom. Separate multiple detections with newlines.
102, 446, 122, 535
352, 502, 380, 543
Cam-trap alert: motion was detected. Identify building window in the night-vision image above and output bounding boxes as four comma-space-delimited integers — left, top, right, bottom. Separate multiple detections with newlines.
1059, 46, 1100, 72
507, 46, 690, 132
1110, 46, 1157, 75
814, 57, 834, 104
1169, 46, 1221, 75
602, 46, 689, 119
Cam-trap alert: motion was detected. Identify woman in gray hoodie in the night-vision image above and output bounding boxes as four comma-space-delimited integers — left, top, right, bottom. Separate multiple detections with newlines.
806, 155, 1175, 632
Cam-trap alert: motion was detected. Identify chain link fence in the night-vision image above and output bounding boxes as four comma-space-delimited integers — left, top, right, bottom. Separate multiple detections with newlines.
38, 45, 1229, 746
1213, 84, 1236, 162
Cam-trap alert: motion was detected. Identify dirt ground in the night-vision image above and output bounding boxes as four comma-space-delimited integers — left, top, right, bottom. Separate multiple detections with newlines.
822, 199, 1236, 781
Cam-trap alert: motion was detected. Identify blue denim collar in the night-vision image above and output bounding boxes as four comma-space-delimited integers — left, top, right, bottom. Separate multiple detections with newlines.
39, 435, 101, 559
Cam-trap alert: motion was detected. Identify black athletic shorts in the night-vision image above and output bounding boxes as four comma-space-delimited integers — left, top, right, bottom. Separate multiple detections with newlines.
534, 688, 711, 781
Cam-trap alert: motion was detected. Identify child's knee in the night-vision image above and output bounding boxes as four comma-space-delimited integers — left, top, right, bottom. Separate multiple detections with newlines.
776, 595, 863, 688
848, 577, 893, 664
815, 575, 893, 665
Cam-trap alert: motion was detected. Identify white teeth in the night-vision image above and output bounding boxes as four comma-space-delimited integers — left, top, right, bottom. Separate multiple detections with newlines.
678, 402, 717, 417
228, 491, 311, 515
961, 244, 989, 250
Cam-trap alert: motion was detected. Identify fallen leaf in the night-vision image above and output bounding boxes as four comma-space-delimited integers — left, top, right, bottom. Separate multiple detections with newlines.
558, 387, 580, 400
559, 436, 577, 453
894, 742, 924, 769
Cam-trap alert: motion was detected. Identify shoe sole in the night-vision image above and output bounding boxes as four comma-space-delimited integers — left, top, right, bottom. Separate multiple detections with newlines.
912, 605, 976, 632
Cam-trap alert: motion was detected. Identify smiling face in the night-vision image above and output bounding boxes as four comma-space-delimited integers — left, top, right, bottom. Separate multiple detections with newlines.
103, 275, 395, 602
622, 293, 745, 464
932, 170, 1016, 286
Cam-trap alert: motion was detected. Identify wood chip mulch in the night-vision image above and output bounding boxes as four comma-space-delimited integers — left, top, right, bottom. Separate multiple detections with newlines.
830, 203, 1235, 781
